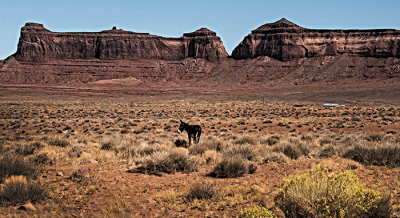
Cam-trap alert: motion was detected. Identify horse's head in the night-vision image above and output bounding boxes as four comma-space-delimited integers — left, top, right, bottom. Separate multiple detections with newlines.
178, 120, 187, 134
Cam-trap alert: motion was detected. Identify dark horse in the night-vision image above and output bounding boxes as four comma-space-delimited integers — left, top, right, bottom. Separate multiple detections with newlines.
177, 120, 202, 147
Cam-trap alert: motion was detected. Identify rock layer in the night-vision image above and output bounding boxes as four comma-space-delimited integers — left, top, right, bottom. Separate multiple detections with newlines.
15, 23, 228, 62
232, 18, 400, 61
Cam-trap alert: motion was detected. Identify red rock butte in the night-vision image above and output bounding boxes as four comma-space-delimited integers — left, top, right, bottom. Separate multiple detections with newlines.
0, 18, 400, 88
15, 23, 228, 62
232, 18, 400, 61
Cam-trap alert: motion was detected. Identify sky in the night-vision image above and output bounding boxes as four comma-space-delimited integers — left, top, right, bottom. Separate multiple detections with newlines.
1, 0, 400, 60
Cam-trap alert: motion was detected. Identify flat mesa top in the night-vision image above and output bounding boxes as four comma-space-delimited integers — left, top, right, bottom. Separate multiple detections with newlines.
251, 18, 398, 34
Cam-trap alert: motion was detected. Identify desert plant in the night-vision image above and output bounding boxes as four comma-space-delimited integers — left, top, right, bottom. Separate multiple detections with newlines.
129, 142, 167, 158
343, 141, 400, 167
366, 133, 384, 142
202, 150, 221, 165
223, 144, 258, 161
368, 195, 393, 217
15, 142, 42, 156
210, 157, 255, 178
300, 133, 313, 142
68, 146, 83, 158
187, 181, 217, 201
174, 139, 187, 148
0, 155, 38, 182
100, 191, 133, 217
137, 150, 199, 175
261, 135, 280, 146
275, 165, 392, 218
77, 171, 102, 195
32, 152, 53, 165
48, 138, 70, 147
240, 205, 275, 218
273, 142, 309, 160
234, 135, 258, 145
318, 144, 337, 158
189, 143, 208, 155
101, 140, 115, 151
264, 151, 288, 163
0, 175, 47, 206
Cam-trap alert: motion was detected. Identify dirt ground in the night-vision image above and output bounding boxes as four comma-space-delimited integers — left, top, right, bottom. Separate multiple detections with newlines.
0, 84, 400, 217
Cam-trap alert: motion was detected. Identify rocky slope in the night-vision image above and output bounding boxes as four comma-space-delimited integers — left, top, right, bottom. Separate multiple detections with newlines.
15, 23, 228, 62
1, 20, 400, 87
232, 18, 400, 61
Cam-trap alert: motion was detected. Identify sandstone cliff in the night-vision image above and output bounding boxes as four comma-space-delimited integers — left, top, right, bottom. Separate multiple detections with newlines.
1, 20, 400, 87
15, 23, 228, 62
232, 18, 400, 61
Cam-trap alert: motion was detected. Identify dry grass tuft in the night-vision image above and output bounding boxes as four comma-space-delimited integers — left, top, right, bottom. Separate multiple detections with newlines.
210, 157, 255, 178
48, 138, 70, 147
234, 135, 258, 145
0, 175, 47, 206
0, 155, 38, 182
136, 149, 199, 175
264, 151, 288, 163
15, 142, 42, 156
187, 181, 218, 201
223, 144, 258, 161
343, 141, 400, 167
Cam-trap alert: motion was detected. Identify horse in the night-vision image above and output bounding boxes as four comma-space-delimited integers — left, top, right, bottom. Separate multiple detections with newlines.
177, 120, 202, 147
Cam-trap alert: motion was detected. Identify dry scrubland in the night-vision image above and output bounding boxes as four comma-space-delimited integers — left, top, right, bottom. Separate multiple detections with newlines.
0, 95, 400, 217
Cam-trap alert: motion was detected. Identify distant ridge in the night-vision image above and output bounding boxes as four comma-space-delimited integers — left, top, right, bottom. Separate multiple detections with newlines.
232, 18, 400, 60
0, 19, 399, 87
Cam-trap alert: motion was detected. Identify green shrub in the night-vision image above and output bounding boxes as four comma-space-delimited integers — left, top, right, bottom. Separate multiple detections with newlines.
0, 175, 47, 206
275, 165, 392, 218
0, 155, 38, 182
240, 205, 275, 218
210, 157, 255, 178
187, 181, 217, 201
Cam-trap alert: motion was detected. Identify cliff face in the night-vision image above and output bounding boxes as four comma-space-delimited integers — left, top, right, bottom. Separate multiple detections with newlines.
15, 23, 228, 62
2, 20, 400, 86
232, 18, 400, 61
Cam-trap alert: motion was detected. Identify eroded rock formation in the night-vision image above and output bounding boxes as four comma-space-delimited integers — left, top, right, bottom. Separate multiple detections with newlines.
1, 20, 400, 86
232, 18, 400, 61
15, 23, 228, 62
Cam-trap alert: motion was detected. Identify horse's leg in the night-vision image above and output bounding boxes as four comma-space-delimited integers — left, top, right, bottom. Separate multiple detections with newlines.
196, 131, 201, 144
188, 134, 191, 147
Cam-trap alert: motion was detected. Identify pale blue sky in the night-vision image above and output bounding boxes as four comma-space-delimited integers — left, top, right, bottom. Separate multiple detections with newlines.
1, 0, 399, 59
